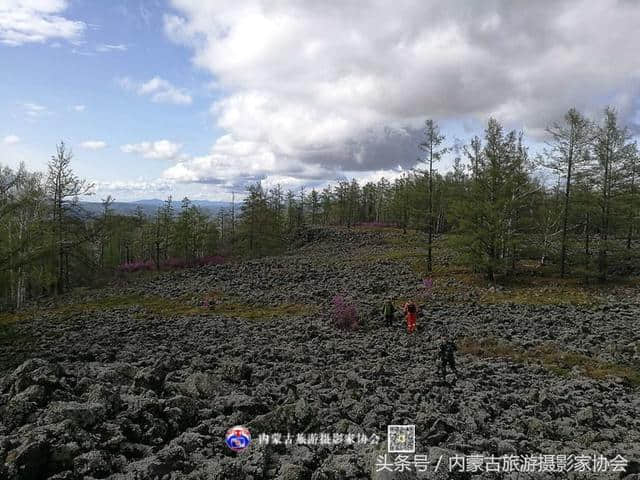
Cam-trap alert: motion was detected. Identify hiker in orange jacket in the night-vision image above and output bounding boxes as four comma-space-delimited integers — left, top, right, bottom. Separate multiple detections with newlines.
403, 301, 417, 333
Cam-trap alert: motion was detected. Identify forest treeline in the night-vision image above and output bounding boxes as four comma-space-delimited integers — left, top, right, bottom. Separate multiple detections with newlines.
1, 107, 638, 311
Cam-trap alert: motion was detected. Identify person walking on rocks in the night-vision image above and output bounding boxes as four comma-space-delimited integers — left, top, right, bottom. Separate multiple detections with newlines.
438, 335, 457, 379
382, 298, 395, 327
403, 301, 417, 333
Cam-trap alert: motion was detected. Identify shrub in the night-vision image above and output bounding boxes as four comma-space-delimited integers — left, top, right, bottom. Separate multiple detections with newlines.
116, 260, 154, 273
331, 295, 359, 331
117, 255, 226, 274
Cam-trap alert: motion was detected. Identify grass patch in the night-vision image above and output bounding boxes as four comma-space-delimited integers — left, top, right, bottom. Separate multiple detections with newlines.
459, 337, 640, 386
0, 311, 28, 327
425, 267, 604, 306
0, 293, 319, 324
382, 229, 426, 247
0, 295, 203, 323
354, 247, 435, 276
479, 285, 599, 306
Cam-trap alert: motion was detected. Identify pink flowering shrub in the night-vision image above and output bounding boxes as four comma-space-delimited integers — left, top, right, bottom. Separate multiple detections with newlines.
117, 255, 226, 274
331, 295, 359, 331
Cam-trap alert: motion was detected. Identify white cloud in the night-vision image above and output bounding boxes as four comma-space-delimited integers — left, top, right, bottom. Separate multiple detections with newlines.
72, 104, 85, 112
118, 76, 192, 105
121, 140, 183, 159
0, 0, 85, 46
3, 135, 21, 145
80, 140, 107, 150
96, 43, 127, 52
162, 0, 640, 187
22, 102, 49, 117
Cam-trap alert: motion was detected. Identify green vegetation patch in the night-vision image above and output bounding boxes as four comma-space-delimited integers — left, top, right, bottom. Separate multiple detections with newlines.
0, 311, 27, 327
382, 229, 426, 247
479, 285, 600, 306
425, 269, 604, 306
460, 336, 640, 386
1, 293, 319, 324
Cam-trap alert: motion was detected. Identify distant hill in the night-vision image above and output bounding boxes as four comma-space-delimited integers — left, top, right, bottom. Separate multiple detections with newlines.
79, 199, 233, 217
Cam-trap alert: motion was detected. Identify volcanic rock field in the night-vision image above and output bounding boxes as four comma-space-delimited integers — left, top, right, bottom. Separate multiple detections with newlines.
1, 227, 639, 479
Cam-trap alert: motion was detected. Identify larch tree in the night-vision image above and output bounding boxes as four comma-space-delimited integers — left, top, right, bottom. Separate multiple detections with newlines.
591, 107, 633, 282
46, 142, 94, 293
541, 108, 592, 277
456, 118, 534, 280
419, 119, 447, 272
624, 142, 639, 249
309, 189, 319, 225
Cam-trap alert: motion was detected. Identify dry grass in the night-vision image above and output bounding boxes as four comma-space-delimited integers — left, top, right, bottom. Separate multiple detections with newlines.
459, 337, 640, 386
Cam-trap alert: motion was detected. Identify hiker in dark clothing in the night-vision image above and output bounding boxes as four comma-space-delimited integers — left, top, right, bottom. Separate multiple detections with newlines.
438, 336, 457, 378
382, 299, 395, 327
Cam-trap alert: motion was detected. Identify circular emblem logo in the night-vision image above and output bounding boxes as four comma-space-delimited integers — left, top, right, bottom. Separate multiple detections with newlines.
225, 425, 251, 452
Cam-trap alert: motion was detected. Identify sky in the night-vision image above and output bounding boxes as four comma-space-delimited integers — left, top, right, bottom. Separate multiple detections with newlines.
1, 0, 640, 202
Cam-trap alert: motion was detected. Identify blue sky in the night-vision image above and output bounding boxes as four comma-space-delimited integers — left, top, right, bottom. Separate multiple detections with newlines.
2, 0, 639, 201
1, 1, 221, 198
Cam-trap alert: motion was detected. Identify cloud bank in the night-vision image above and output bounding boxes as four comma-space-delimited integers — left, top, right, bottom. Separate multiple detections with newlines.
121, 140, 183, 160
3, 135, 21, 145
162, 0, 640, 190
0, 0, 85, 46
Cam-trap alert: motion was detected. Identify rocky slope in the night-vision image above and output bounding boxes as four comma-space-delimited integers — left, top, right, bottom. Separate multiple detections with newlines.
1, 227, 639, 479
